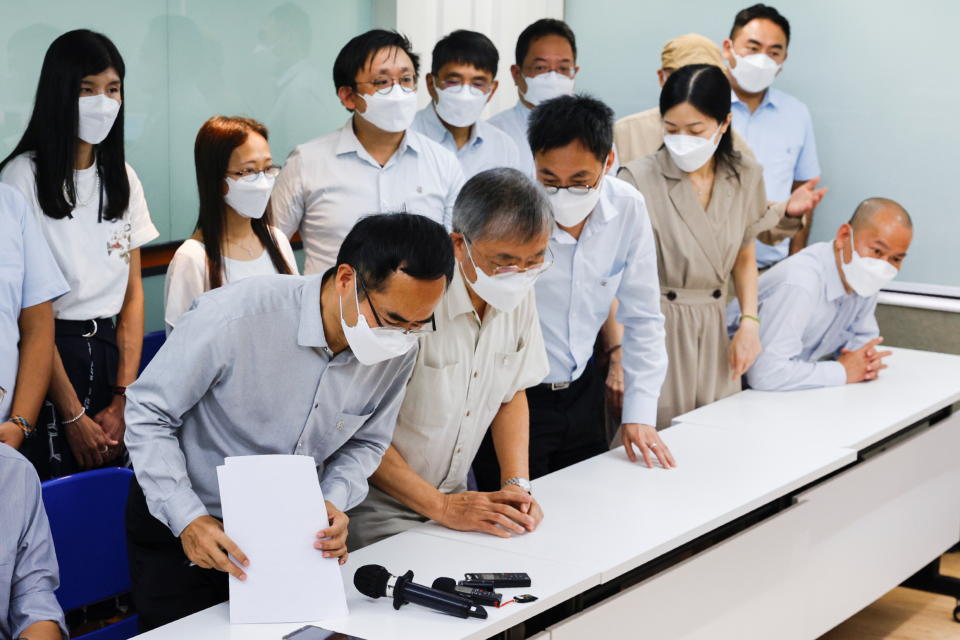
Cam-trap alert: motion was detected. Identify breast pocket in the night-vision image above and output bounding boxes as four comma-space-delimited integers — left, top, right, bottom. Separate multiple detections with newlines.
486, 348, 525, 411
588, 265, 626, 314
317, 408, 375, 459
402, 360, 466, 430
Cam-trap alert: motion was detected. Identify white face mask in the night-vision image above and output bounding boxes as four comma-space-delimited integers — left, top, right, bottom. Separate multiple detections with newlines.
224, 173, 275, 219
663, 126, 722, 173
434, 85, 489, 128
77, 94, 121, 144
729, 51, 781, 93
545, 178, 603, 228
521, 71, 575, 106
357, 84, 418, 133
339, 277, 419, 366
461, 240, 546, 313
839, 228, 899, 297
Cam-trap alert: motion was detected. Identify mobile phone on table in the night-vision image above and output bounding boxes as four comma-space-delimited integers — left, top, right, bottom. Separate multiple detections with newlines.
283, 625, 367, 640
463, 572, 531, 588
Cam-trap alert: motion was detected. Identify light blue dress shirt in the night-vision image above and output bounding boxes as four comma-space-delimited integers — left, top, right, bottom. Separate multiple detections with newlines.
487, 101, 536, 177
535, 176, 667, 426
0, 444, 67, 639
410, 104, 524, 180
0, 183, 69, 421
727, 242, 879, 391
125, 274, 418, 536
731, 88, 820, 268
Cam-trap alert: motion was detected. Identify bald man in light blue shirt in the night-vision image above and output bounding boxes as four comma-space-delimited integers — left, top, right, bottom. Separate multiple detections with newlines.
729, 199, 913, 391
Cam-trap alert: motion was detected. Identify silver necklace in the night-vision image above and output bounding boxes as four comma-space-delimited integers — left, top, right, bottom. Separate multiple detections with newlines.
67, 171, 100, 208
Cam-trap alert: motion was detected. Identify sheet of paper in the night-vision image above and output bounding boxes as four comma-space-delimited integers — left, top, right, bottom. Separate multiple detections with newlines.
217, 454, 348, 624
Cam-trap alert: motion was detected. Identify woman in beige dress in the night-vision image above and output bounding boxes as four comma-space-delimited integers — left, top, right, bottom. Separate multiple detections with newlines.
618, 64, 771, 428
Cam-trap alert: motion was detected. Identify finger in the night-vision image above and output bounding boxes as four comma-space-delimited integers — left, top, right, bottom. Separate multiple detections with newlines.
490, 502, 534, 529
478, 522, 512, 538
210, 545, 246, 580
804, 176, 821, 190
489, 512, 525, 535
219, 534, 249, 567
875, 349, 893, 359
339, 551, 349, 565
622, 436, 637, 463
319, 511, 348, 538
490, 489, 533, 505
315, 540, 348, 558
651, 442, 673, 469
638, 443, 654, 469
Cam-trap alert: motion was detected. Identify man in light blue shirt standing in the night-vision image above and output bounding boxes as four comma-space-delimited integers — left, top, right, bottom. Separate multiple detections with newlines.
487, 94, 672, 479
728, 198, 913, 391
723, 4, 821, 269
411, 30, 523, 180
0, 183, 68, 452
124, 214, 453, 631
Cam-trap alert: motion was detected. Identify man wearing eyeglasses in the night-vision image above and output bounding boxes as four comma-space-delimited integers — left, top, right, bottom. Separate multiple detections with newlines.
271, 29, 465, 276
124, 214, 453, 631
409, 30, 523, 180
348, 169, 550, 549
476, 95, 672, 484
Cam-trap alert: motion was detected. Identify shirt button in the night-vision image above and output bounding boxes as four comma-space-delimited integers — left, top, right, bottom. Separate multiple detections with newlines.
337, 420, 344, 431
465, 410, 471, 417
473, 372, 478, 378
314, 403, 319, 409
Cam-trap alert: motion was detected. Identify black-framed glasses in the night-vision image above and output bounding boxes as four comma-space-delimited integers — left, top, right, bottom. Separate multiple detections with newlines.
356, 75, 418, 94
356, 272, 436, 335
541, 172, 602, 196
438, 79, 492, 94
226, 165, 281, 182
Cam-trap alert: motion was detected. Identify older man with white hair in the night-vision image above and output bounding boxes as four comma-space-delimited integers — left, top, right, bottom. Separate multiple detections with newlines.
348, 168, 551, 548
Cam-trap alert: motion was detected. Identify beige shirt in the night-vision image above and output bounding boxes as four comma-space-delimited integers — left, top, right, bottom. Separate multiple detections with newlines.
346, 266, 549, 548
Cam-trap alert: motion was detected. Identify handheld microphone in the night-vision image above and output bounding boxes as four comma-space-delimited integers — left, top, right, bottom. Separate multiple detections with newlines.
354, 565, 488, 619
432, 577, 502, 607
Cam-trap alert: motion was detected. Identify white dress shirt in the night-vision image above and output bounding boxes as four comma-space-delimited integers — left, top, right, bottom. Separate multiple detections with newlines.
410, 104, 524, 180
270, 120, 465, 275
163, 227, 299, 333
727, 241, 879, 391
535, 175, 667, 426
1, 153, 159, 320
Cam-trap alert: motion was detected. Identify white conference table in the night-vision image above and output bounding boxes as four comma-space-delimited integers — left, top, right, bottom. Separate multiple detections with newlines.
674, 347, 960, 450
132, 347, 960, 640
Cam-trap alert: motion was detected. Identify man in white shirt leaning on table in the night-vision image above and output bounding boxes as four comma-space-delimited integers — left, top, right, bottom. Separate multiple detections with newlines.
348, 168, 550, 549
728, 198, 913, 391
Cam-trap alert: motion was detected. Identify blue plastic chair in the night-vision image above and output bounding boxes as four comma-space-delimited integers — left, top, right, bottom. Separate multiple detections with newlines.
138, 329, 166, 374
42, 468, 139, 640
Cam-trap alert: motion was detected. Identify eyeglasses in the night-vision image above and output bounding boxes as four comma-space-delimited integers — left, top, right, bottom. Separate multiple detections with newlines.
226, 165, 281, 182
356, 273, 436, 335
465, 238, 555, 276
526, 65, 576, 78
541, 173, 602, 196
438, 79, 491, 94
356, 75, 418, 94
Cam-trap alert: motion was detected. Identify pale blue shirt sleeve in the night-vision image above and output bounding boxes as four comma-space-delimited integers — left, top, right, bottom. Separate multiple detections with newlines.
321, 345, 418, 511
10, 185, 68, 307
442, 160, 466, 231
270, 148, 306, 239
125, 295, 227, 536
843, 296, 880, 351
793, 105, 820, 182
616, 209, 668, 426
746, 285, 847, 391
2, 449, 67, 640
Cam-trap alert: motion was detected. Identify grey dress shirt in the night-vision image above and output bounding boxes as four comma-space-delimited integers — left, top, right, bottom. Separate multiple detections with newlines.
0, 444, 67, 639
125, 274, 417, 536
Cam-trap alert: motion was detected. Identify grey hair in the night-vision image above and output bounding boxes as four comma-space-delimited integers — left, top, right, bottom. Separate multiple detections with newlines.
451, 167, 554, 243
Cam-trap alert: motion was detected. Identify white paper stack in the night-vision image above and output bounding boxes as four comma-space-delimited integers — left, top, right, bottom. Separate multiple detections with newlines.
216, 454, 349, 624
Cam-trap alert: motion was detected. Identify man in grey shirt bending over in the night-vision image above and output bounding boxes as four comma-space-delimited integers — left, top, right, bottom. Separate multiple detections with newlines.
124, 213, 453, 631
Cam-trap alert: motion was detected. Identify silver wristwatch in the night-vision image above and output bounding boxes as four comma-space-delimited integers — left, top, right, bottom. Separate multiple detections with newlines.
502, 477, 532, 494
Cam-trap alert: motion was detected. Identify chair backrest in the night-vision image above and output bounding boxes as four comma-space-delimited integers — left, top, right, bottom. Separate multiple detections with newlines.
41, 468, 134, 613
139, 329, 166, 374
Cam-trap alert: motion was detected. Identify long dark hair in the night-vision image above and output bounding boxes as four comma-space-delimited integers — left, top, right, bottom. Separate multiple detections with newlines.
194, 116, 292, 289
660, 64, 740, 177
0, 29, 130, 221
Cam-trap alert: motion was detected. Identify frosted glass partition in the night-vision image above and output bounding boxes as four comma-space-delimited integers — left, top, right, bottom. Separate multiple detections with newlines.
565, 0, 958, 291
0, 0, 375, 243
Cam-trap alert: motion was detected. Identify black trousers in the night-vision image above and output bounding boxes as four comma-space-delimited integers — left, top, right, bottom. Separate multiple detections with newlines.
23, 319, 119, 480
473, 361, 606, 491
125, 479, 228, 632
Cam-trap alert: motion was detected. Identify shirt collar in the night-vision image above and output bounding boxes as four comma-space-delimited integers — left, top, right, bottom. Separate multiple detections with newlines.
334, 118, 420, 159
298, 275, 330, 349
731, 88, 779, 110
445, 266, 479, 321
817, 242, 848, 302
422, 104, 483, 148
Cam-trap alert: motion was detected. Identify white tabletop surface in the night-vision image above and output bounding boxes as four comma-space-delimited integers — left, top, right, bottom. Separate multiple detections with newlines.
415, 422, 854, 582
132, 529, 600, 640
674, 347, 960, 451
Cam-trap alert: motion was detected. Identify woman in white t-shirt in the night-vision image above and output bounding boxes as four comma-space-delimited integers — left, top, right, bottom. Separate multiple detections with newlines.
0, 30, 159, 479
164, 116, 298, 334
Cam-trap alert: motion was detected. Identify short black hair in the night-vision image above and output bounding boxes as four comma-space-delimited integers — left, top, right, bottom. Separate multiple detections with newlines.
332, 29, 420, 90
730, 4, 791, 44
336, 213, 454, 294
528, 94, 613, 163
515, 18, 576, 67
431, 29, 498, 78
